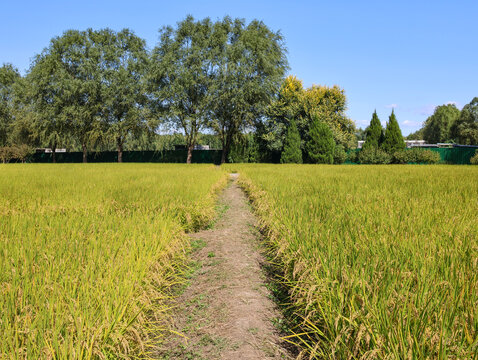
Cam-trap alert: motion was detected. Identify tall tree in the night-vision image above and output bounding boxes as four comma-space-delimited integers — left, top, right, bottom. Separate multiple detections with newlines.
261, 76, 355, 154
381, 110, 405, 153
28, 53, 73, 163
363, 110, 383, 150
422, 104, 460, 143
306, 114, 335, 164
210, 17, 288, 164
150, 16, 214, 164
29, 29, 107, 163
0, 64, 20, 146
450, 97, 478, 145
280, 119, 302, 163
100, 29, 150, 162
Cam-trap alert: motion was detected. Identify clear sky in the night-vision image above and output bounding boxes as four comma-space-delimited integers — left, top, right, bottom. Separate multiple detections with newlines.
1, 0, 477, 135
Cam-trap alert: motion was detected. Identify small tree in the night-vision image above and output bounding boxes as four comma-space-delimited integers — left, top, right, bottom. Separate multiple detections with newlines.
381, 110, 405, 153
306, 115, 335, 164
281, 119, 302, 163
363, 110, 383, 150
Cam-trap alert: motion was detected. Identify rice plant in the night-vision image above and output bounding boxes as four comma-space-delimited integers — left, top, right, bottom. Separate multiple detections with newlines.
236, 164, 478, 359
0, 163, 227, 359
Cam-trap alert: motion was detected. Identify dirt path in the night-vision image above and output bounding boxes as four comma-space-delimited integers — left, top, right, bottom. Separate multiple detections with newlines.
157, 175, 292, 359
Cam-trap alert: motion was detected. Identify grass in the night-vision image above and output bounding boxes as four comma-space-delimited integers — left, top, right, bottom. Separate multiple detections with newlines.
233, 164, 478, 359
0, 163, 227, 359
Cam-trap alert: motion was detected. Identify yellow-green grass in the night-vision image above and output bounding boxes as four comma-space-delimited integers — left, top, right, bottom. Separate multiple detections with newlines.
0, 163, 227, 359
234, 164, 478, 359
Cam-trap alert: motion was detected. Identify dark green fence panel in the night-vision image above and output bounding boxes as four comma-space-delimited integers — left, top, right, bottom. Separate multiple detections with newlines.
30, 150, 223, 164
426, 147, 476, 165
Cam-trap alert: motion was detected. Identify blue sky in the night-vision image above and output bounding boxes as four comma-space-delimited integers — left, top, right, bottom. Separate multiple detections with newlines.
1, 0, 477, 135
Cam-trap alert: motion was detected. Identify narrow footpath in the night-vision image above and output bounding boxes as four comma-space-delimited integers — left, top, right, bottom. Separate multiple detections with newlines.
157, 174, 292, 359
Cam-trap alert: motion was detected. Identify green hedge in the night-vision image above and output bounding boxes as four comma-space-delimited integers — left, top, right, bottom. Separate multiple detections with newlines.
346, 147, 477, 165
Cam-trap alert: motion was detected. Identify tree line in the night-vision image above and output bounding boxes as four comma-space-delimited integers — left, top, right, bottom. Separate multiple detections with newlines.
406, 99, 478, 145
0, 16, 361, 164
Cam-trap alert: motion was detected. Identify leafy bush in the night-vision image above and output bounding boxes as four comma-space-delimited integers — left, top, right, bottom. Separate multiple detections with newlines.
0, 145, 34, 163
333, 144, 347, 164
470, 150, 478, 165
0, 147, 14, 163
393, 149, 441, 164
347, 150, 359, 163
358, 148, 391, 164
418, 149, 441, 164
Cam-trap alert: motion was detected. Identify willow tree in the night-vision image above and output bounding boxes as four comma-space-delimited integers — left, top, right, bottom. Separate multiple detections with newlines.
100, 29, 150, 162
210, 17, 288, 164
0, 64, 20, 146
150, 16, 214, 164
29, 29, 106, 162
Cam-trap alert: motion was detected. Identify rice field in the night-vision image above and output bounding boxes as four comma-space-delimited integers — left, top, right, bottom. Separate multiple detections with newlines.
235, 164, 478, 359
0, 164, 227, 359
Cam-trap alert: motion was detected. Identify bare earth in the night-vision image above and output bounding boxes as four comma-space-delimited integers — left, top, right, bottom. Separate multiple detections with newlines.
157, 175, 292, 359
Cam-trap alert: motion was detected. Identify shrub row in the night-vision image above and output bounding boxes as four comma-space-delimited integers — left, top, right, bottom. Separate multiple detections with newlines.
348, 148, 442, 164
0, 145, 34, 163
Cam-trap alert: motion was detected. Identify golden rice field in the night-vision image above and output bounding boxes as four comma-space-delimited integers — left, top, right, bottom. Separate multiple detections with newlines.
235, 164, 478, 359
0, 164, 227, 359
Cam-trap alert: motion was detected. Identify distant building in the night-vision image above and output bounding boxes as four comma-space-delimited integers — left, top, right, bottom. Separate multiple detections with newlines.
194, 144, 210, 150
36, 148, 66, 153
405, 140, 425, 148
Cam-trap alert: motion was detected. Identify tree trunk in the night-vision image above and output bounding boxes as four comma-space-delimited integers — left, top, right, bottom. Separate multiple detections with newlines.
187, 144, 193, 164
221, 133, 233, 164
82, 143, 87, 163
117, 138, 123, 163
52, 146, 56, 164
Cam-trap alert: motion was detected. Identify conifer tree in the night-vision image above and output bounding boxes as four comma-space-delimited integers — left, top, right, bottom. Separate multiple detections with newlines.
381, 109, 405, 153
306, 114, 335, 164
280, 119, 302, 163
363, 110, 383, 149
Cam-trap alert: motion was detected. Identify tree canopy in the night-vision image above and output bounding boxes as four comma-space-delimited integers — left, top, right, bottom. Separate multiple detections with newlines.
381, 110, 405, 153
261, 75, 356, 155
0, 64, 21, 146
451, 97, 478, 145
280, 118, 302, 163
423, 104, 460, 143
363, 110, 383, 150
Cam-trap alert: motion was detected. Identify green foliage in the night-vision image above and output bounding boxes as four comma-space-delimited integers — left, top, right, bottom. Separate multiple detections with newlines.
470, 150, 478, 165
280, 119, 302, 163
405, 128, 424, 140
381, 110, 405, 153
0, 144, 34, 163
358, 148, 391, 164
451, 97, 478, 145
209, 17, 288, 163
346, 150, 359, 163
0, 64, 21, 146
262, 76, 356, 154
392, 148, 441, 164
306, 115, 335, 164
227, 132, 259, 163
363, 110, 383, 150
355, 127, 366, 141
333, 144, 347, 164
101, 29, 150, 161
423, 104, 460, 143
150, 16, 215, 163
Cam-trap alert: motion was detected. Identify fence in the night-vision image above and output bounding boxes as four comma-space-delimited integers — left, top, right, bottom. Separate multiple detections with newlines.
30, 150, 223, 164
